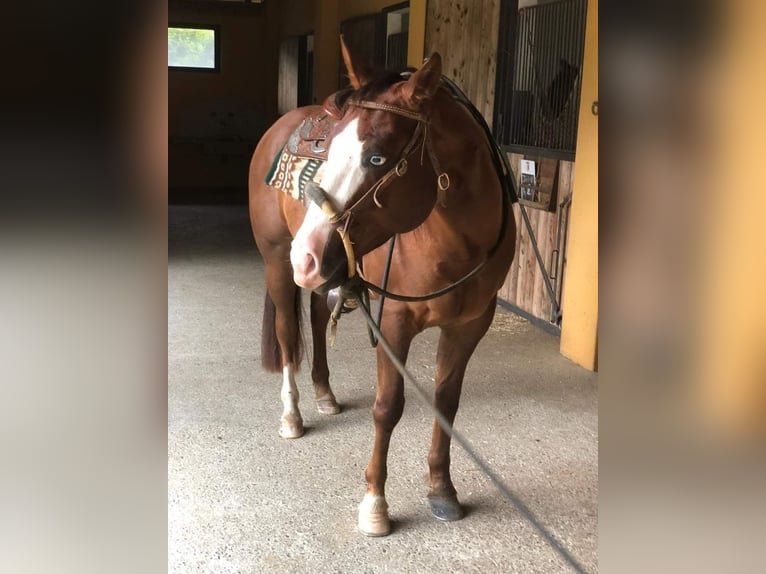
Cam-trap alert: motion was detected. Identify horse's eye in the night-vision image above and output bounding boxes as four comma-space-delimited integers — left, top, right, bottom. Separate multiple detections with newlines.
368, 155, 387, 167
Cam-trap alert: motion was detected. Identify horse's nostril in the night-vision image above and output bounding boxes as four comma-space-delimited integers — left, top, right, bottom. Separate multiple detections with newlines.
303, 253, 317, 275
292, 250, 317, 277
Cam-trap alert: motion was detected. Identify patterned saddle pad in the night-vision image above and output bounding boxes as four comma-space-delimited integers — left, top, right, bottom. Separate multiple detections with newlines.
265, 113, 336, 201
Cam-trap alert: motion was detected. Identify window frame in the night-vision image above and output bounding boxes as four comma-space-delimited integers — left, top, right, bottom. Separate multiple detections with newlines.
168, 23, 221, 73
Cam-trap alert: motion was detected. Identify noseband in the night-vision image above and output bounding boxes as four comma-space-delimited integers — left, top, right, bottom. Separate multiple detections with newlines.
304, 99, 450, 280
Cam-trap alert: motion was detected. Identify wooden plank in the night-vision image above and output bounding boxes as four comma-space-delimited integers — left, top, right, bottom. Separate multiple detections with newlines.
508, 204, 522, 305
505, 154, 522, 306
556, 160, 574, 306
339, 15, 380, 89
278, 37, 299, 115
476, 0, 498, 123
515, 206, 530, 311
544, 204, 558, 318
542, 205, 560, 319
465, 0, 482, 105
516, 211, 530, 310
484, 0, 500, 129
450, 0, 467, 91
531, 211, 548, 318
521, 207, 539, 312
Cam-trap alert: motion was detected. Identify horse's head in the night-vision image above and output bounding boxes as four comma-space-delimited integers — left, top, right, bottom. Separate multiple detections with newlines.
290, 39, 443, 291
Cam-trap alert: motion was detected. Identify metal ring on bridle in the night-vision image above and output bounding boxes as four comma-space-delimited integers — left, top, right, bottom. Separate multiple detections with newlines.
438, 172, 450, 191
395, 159, 408, 176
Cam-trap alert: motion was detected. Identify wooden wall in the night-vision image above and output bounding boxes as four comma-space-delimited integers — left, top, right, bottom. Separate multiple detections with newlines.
425, 0, 501, 123
278, 38, 299, 115
498, 155, 574, 322
425, 0, 573, 324
169, 1, 282, 195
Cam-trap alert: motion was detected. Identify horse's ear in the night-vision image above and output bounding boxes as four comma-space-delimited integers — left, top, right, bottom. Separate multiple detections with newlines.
340, 35, 371, 90
401, 53, 442, 109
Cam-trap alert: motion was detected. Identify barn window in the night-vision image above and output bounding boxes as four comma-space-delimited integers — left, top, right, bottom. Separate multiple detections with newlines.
168, 25, 220, 72
383, 2, 410, 70
493, 0, 587, 160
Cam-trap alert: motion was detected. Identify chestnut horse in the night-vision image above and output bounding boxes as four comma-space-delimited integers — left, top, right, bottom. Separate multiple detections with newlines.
249, 43, 516, 536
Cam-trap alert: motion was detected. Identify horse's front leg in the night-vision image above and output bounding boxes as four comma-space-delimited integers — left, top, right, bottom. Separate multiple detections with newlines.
358, 313, 416, 537
427, 300, 496, 521
309, 291, 340, 414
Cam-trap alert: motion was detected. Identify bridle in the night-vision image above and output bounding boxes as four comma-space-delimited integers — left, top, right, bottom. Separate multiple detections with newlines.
304, 98, 449, 280
303, 80, 512, 323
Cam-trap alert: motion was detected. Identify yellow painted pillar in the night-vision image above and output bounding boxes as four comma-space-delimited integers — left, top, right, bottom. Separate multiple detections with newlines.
560, 0, 598, 370
696, 0, 766, 439
313, 0, 341, 102
407, 0, 427, 67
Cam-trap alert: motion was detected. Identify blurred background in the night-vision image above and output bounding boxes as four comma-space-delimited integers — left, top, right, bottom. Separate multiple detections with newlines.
0, 0, 765, 572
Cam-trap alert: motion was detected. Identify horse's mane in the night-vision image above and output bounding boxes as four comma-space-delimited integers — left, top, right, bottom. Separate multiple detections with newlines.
350, 69, 410, 102
326, 69, 410, 118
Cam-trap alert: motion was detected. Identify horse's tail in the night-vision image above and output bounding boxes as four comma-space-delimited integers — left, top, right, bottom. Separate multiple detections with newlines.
260, 289, 304, 373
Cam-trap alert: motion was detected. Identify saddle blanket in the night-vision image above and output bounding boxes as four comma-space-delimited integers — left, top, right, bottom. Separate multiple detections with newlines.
265, 145, 326, 202
265, 113, 333, 201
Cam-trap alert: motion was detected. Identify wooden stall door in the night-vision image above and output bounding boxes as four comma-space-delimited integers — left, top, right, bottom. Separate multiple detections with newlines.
339, 15, 385, 89
499, 155, 573, 325
425, 0, 501, 123
426, 0, 571, 328
279, 35, 313, 114
278, 37, 299, 115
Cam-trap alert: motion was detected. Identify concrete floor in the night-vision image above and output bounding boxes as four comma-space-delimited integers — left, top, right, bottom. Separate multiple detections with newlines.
168, 205, 598, 574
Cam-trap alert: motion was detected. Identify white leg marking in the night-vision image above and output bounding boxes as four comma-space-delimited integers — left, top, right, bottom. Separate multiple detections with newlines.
358, 493, 390, 537
279, 364, 303, 439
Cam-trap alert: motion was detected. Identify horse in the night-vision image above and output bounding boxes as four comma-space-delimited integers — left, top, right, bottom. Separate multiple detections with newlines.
248, 39, 517, 537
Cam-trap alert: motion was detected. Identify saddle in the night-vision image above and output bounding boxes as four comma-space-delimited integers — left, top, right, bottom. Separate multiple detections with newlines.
265, 112, 338, 201
287, 114, 334, 161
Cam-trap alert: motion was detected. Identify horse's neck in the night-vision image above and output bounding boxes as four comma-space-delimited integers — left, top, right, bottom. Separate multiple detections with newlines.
421, 97, 503, 257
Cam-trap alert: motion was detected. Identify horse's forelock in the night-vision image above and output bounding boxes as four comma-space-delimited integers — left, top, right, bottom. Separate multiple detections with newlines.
325, 73, 404, 120
351, 70, 408, 104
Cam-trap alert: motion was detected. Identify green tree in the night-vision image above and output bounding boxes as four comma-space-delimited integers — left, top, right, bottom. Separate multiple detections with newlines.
168, 28, 215, 68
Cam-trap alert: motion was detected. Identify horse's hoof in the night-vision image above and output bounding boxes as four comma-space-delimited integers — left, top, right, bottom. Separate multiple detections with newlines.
316, 392, 341, 415
358, 494, 391, 537
428, 496, 464, 522
279, 415, 304, 439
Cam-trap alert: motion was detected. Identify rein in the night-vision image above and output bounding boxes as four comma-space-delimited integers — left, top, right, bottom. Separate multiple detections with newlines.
304, 100, 433, 282
305, 78, 515, 342
351, 291, 589, 574
306, 84, 510, 302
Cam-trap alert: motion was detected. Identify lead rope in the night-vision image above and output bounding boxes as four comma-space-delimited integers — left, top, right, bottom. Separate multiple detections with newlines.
351, 289, 590, 574
328, 215, 355, 347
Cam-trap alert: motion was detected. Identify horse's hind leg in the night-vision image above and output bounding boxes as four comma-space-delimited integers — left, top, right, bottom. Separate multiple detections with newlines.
264, 259, 305, 439
427, 300, 496, 521
310, 292, 340, 414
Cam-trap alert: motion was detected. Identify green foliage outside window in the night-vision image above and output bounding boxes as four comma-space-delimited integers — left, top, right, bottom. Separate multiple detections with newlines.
168, 27, 216, 69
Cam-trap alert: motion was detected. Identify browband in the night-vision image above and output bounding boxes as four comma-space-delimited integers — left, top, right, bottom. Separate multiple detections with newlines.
348, 100, 427, 123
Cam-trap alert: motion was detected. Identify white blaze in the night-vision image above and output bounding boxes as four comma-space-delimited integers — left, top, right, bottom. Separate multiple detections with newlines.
319, 117, 366, 208
291, 118, 366, 274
